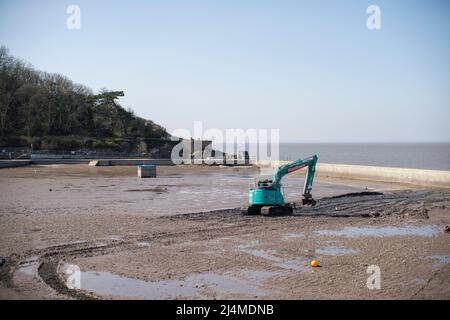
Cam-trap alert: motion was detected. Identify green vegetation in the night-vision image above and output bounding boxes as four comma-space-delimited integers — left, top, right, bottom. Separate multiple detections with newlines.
0, 46, 169, 150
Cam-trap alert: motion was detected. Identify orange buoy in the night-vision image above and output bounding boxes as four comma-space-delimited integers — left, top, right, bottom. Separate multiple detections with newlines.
311, 259, 319, 267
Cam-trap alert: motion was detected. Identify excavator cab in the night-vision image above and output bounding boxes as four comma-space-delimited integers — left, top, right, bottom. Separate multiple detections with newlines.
257, 179, 275, 188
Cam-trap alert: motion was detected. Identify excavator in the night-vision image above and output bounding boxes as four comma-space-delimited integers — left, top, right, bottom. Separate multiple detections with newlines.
241, 155, 318, 216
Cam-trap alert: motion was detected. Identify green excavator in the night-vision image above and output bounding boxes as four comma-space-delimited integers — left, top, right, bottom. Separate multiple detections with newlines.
241, 155, 318, 216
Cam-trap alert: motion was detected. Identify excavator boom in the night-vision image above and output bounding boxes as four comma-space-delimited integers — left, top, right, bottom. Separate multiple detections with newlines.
274, 154, 318, 202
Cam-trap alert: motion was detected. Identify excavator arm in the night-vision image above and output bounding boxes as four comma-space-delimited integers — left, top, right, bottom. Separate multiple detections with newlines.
274, 154, 318, 206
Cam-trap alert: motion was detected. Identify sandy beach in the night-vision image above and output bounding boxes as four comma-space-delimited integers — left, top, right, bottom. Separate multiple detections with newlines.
0, 164, 449, 299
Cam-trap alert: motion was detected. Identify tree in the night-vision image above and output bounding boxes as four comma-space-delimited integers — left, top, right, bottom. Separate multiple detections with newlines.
0, 47, 170, 146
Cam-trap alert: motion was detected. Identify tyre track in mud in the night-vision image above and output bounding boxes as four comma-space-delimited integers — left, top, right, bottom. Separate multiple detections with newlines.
2, 217, 269, 299
1, 189, 448, 299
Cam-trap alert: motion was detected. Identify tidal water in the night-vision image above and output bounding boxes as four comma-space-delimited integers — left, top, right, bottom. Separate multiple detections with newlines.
279, 143, 450, 170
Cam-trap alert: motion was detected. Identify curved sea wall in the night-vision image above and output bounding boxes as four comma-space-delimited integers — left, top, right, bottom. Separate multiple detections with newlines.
255, 160, 450, 188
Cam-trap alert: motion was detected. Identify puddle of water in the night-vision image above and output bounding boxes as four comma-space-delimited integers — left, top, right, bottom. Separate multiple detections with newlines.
315, 246, 359, 256
273, 260, 309, 272
126, 188, 168, 193
178, 190, 206, 195
17, 258, 39, 278
281, 233, 304, 241
244, 249, 279, 260
57, 240, 88, 246
425, 255, 450, 267
237, 240, 309, 272
414, 278, 427, 286
316, 225, 440, 238
108, 235, 122, 241
79, 271, 196, 299
237, 240, 260, 249
239, 269, 284, 282
135, 241, 151, 247
239, 248, 309, 272
17, 264, 36, 277
186, 273, 269, 297
71, 269, 271, 299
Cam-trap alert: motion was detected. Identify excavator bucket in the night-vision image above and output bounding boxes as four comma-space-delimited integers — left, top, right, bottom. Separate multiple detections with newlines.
302, 197, 316, 207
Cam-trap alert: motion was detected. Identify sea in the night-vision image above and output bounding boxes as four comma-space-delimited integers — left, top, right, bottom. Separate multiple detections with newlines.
278, 143, 450, 171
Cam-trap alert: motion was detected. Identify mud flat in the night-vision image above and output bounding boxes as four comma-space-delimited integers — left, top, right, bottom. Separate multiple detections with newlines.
0, 164, 449, 299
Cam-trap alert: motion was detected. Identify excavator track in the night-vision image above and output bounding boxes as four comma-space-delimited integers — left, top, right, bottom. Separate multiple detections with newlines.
240, 205, 262, 215
260, 205, 293, 216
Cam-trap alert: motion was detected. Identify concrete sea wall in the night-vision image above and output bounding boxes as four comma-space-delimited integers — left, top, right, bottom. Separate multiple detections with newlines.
256, 160, 450, 188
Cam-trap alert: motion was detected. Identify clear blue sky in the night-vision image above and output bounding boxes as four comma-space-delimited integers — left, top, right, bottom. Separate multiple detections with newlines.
1, 0, 449, 142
